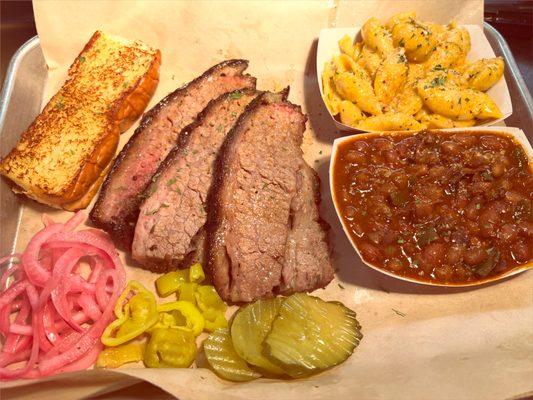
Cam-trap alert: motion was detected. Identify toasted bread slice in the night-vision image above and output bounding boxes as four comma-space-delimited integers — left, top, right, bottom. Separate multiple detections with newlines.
0, 31, 161, 210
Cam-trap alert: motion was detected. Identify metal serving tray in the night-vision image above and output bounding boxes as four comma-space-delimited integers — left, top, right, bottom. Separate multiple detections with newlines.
1, 24, 532, 257
0, 36, 46, 257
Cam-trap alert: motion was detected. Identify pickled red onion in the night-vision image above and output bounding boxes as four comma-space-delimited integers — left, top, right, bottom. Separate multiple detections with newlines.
0, 211, 125, 380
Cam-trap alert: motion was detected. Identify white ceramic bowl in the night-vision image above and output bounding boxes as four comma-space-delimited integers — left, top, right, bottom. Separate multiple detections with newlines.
329, 127, 531, 286
317, 25, 513, 133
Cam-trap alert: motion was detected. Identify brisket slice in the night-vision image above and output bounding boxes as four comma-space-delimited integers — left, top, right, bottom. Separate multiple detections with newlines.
205, 90, 333, 302
132, 90, 259, 272
90, 60, 256, 250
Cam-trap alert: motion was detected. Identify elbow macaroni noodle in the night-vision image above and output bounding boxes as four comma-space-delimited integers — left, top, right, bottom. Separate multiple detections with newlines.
322, 12, 505, 131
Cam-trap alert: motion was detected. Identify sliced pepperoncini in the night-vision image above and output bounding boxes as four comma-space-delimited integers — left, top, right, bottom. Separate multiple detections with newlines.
189, 263, 205, 283
151, 301, 205, 337
144, 328, 197, 368
96, 342, 145, 369
155, 269, 189, 297
195, 285, 228, 332
101, 281, 158, 346
98, 265, 230, 370
178, 282, 198, 304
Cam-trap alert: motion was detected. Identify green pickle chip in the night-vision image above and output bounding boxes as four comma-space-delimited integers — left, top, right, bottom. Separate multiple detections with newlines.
264, 293, 363, 377
230, 297, 285, 375
204, 328, 261, 382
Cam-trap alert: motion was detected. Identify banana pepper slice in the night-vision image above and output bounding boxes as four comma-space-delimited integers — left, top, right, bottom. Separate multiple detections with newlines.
156, 263, 206, 298
189, 263, 205, 283
155, 270, 189, 297
178, 282, 198, 304
101, 281, 158, 346
96, 342, 145, 368
195, 285, 228, 332
144, 328, 197, 368
150, 301, 205, 337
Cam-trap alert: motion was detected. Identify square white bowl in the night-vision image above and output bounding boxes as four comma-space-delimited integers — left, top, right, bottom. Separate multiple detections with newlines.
317, 25, 513, 133
329, 127, 531, 286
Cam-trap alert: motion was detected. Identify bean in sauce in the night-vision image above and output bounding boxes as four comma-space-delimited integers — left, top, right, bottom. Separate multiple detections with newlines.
333, 131, 532, 284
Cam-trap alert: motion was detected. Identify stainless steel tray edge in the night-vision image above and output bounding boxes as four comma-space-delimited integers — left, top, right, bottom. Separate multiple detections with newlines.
0, 36, 47, 256
484, 22, 533, 139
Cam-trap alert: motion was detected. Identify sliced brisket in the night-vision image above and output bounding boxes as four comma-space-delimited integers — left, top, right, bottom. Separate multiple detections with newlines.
205, 91, 333, 302
132, 90, 259, 272
90, 60, 256, 249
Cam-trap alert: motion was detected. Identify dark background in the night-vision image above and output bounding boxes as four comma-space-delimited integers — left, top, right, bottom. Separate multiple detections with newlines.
1, 0, 532, 91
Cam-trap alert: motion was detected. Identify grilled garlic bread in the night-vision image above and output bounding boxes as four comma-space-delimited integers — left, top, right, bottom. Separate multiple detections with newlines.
0, 31, 161, 210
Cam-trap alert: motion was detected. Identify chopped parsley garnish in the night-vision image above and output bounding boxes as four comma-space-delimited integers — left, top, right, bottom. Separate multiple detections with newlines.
217, 125, 224, 133
140, 185, 156, 199
425, 76, 447, 89
79, 56, 86, 63
398, 53, 407, 63
166, 178, 177, 186
146, 208, 158, 215
229, 91, 243, 99
481, 171, 494, 181
160, 203, 169, 208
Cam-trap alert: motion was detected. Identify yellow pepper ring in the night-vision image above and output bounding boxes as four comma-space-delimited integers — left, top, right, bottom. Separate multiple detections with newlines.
156, 301, 205, 337
96, 342, 145, 369
144, 328, 197, 368
155, 270, 189, 297
101, 281, 159, 347
114, 280, 154, 318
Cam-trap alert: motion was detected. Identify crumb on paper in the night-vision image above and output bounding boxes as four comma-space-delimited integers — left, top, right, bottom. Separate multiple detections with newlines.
392, 308, 406, 317
338, 283, 345, 289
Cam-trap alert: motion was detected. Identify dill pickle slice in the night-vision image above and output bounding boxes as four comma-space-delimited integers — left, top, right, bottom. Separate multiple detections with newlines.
203, 328, 261, 382
264, 293, 363, 377
230, 297, 285, 375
